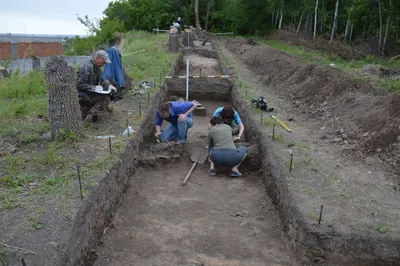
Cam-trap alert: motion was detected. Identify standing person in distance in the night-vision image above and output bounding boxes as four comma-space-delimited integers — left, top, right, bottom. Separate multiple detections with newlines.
104, 32, 126, 100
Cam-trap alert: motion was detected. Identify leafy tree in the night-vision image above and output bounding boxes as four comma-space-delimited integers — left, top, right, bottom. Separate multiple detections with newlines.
64, 0, 400, 56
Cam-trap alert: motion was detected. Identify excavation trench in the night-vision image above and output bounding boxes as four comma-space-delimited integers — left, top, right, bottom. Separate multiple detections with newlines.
91, 47, 297, 265
58, 35, 400, 266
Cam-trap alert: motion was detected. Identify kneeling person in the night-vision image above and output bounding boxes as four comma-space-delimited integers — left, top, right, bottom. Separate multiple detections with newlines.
208, 116, 247, 177
213, 106, 245, 141
76, 50, 117, 122
155, 101, 198, 144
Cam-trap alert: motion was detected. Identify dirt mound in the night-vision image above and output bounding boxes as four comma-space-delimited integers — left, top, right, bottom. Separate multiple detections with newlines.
138, 142, 184, 167
226, 38, 400, 173
270, 29, 365, 59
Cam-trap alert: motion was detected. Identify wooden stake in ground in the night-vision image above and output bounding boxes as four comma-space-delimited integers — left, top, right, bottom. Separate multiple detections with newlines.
44, 57, 83, 140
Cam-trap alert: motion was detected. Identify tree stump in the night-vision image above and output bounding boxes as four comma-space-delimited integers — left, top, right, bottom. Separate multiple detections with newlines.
44, 57, 84, 140
169, 33, 179, 52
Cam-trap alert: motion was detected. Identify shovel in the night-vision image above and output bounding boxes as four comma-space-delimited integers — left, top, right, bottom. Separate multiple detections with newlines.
182, 147, 209, 185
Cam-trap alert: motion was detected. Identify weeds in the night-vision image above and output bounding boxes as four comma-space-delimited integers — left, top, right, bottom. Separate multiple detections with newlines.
29, 216, 42, 230
376, 222, 390, 233
387, 79, 400, 92
64, 212, 73, 220
0, 193, 21, 209
295, 141, 309, 149
0, 247, 7, 266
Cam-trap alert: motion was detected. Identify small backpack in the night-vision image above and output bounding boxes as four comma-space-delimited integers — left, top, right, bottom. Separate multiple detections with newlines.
251, 96, 274, 112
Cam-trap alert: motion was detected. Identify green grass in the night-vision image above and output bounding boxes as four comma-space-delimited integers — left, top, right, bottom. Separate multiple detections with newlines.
0, 30, 175, 215
0, 247, 7, 265
388, 79, 400, 92
0, 31, 173, 140
122, 31, 176, 81
0, 71, 49, 144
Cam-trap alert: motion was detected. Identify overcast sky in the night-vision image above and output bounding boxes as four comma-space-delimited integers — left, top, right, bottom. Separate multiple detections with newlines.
0, 0, 112, 35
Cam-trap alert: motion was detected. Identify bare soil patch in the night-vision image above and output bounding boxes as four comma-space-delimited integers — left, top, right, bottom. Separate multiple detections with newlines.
226, 37, 400, 179
218, 37, 400, 264
93, 101, 297, 266
177, 54, 221, 76
0, 92, 152, 265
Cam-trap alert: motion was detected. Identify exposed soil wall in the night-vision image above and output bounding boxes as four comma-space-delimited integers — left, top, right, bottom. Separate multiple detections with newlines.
57, 33, 400, 266
167, 78, 232, 101
231, 88, 400, 265
225, 38, 400, 175
182, 48, 218, 59
174, 37, 400, 264
57, 61, 177, 266
222, 37, 400, 265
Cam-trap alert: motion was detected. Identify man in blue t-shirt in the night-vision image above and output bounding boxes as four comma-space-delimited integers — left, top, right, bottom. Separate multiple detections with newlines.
212, 106, 245, 141
155, 101, 198, 144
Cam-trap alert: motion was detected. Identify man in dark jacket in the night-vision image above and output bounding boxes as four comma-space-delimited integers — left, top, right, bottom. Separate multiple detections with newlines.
76, 50, 116, 123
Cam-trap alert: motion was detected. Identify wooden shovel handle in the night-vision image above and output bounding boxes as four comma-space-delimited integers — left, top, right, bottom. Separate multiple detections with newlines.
182, 162, 197, 185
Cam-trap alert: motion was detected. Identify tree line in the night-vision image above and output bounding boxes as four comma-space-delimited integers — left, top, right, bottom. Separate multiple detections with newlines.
65, 0, 399, 55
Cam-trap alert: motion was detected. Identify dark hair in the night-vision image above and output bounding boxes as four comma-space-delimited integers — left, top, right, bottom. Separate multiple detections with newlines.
221, 106, 234, 119
159, 102, 172, 113
210, 116, 223, 126
110, 32, 123, 46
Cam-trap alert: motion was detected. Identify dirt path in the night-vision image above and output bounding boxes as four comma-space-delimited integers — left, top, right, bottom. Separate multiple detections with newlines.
94, 101, 298, 266
216, 40, 400, 239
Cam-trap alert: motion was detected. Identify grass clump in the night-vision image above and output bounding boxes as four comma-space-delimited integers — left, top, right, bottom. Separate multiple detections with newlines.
122, 31, 176, 81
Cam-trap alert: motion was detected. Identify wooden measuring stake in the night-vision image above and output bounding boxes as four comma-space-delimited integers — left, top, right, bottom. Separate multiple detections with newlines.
260, 112, 263, 125
77, 165, 83, 199
126, 120, 130, 137
139, 100, 142, 118
271, 115, 292, 133
318, 205, 324, 225
108, 136, 112, 155
272, 124, 275, 141
289, 153, 294, 173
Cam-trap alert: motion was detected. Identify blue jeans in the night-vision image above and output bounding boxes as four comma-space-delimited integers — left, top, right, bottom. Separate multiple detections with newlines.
210, 146, 248, 166
160, 117, 193, 143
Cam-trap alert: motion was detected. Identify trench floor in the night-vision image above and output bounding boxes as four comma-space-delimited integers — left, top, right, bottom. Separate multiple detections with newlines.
94, 101, 298, 266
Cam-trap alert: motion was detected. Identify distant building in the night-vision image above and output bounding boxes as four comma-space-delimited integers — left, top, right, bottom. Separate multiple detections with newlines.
0, 34, 87, 60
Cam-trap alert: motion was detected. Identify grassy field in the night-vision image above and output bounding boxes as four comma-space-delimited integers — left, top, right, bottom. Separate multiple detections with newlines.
0, 31, 173, 144
0, 31, 174, 212
256, 38, 400, 92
